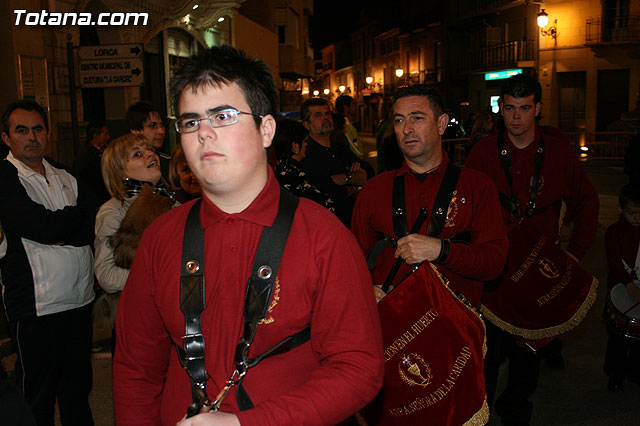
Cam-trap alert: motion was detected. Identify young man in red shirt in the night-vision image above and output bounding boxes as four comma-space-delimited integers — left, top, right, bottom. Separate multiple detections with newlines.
466, 74, 599, 425
113, 46, 384, 426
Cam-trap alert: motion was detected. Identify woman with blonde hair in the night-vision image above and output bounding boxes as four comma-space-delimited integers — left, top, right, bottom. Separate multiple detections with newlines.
93, 133, 175, 351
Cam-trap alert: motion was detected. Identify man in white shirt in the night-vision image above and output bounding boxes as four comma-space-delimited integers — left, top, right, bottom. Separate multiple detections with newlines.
0, 100, 97, 425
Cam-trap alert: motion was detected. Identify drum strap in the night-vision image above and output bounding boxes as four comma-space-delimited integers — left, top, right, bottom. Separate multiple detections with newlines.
621, 241, 640, 279
497, 131, 545, 221
367, 163, 462, 271
369, 163, 462, 290
177, 188, 309, 417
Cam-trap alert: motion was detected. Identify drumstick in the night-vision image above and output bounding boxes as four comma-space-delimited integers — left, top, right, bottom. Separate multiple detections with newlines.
381, 206, 429, 294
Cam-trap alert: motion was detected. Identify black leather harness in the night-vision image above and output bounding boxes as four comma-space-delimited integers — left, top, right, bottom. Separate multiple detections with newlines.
367, 163, 464, 293
497, 131, 546, 221
177, 188, 310, 417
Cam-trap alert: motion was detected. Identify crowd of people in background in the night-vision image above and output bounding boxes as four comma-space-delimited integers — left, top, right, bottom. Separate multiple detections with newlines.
0, 45, 638, 426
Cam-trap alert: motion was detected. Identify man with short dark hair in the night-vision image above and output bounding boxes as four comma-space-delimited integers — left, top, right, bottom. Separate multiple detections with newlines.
466, 74, 599, 425
126, 101, 170, 176
113, 45, 384, 426
300, 98, 371, 226
352, 83, 508, 308
73, 122, 111, 204
0, 99, 96, 425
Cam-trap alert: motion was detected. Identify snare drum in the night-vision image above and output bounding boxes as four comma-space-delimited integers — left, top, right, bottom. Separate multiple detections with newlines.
603, 283, 640, 341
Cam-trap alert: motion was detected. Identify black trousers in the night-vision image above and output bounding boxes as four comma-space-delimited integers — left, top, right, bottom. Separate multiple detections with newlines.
11, 304, 94, 426
603, 329, 640, 381
484, 320, 540, 426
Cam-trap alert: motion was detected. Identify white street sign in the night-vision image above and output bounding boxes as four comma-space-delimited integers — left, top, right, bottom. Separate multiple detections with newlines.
79, 57, 143, 88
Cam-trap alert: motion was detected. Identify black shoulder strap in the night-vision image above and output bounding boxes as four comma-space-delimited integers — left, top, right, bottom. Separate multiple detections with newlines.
367, 164, 462, 272
365, 172, 407, 270
178, 189, 307, 417
234, 188, 301, 410
392, 173, 409, 238
177, 199, 208, 417
497, 131, 545, 221
379, 162, 462, 293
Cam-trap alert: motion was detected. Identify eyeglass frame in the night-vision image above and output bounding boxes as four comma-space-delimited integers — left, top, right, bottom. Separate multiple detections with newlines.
174, 108, 263, 134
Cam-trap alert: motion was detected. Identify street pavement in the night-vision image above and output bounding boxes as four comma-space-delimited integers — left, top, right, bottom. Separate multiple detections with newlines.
2, 137, 635, 426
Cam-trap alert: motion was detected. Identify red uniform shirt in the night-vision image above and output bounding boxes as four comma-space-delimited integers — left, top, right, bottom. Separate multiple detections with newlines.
466, 128, 599, 260
351, 152, 508, 305
113, 169, 384, 426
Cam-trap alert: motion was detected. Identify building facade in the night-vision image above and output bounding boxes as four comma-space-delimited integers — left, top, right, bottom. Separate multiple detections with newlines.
2, 0, 314, 165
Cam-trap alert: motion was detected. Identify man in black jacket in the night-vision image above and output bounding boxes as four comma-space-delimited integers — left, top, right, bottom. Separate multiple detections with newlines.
0, 100, 97, 425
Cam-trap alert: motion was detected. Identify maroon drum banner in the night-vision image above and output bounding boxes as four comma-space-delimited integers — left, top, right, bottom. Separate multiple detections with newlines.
481, 221, 598, 340
358, 264, 488, 426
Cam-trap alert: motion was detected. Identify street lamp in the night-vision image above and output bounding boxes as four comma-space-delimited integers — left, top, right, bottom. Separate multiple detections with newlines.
339, 85, 346, 92
313, 90, 319, 96
537, 9, 557, 39
537, 9, 549, 27
365, 76, 373, 85
323, 88, 330, 95
395, 68, 404, 78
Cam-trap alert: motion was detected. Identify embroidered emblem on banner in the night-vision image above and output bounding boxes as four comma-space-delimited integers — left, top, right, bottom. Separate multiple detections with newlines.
258, 276, 280, 325
399, 353, 432, 387
444, 191, 459, 228
538, 257, 560, 279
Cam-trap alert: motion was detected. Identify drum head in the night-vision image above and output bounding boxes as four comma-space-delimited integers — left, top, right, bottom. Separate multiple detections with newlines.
604, 283, 640, 341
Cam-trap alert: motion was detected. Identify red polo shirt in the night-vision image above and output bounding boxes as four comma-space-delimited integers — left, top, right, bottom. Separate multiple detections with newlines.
351, 152, 508, 305
466, 128, 599, 260
113, 168, 384, 426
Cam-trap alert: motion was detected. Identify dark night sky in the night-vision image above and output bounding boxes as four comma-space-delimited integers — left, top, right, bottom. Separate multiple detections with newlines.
309, 1, 365, 49
309, 1, 441, 50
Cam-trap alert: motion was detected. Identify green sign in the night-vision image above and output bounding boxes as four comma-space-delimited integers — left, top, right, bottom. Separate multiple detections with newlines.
484, 69, 523, 81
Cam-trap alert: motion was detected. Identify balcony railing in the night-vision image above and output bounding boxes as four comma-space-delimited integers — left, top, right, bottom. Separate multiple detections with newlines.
459, 40, 535, 73
586, 16, 640, 44
564, 132, 634, 159
443, 132, 632, 165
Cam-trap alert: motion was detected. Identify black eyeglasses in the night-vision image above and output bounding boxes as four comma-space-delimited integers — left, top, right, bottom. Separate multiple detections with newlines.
175, 108, 262, 134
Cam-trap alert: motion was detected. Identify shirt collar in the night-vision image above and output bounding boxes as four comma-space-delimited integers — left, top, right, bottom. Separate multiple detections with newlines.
6, 152, 58, 178
396, 150, 450, 179
199, 166, 279, 229
503, 128, 541, 154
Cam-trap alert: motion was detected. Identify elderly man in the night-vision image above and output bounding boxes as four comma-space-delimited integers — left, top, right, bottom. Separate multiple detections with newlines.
113, 46, 384, 426
0, 100, 97, 425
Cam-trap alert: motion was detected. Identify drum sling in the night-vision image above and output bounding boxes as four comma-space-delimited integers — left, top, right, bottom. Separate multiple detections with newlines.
359, 163, 489, 426
481, 131, 598, 341
176, 188, 311, 417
